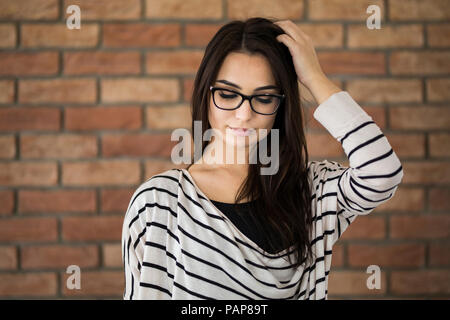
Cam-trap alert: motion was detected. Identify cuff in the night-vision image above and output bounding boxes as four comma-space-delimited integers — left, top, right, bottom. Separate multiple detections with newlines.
313, 91, 373, 139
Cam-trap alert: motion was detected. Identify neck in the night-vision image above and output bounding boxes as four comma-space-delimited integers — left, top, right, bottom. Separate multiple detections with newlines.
194, 136, 257, 175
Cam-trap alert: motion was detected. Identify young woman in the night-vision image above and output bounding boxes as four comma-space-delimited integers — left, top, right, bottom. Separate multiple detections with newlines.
122, 18, 403, 300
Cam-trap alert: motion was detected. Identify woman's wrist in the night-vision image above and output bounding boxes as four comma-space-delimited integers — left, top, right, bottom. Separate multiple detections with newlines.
305, 74, 342, 105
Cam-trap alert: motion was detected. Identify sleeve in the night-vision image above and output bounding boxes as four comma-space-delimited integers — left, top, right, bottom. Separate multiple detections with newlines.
122, 190, 147, 300
312, 91, 404, 245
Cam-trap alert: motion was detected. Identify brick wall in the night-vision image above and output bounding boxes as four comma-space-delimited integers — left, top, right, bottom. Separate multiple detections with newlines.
0, 0, 449, 299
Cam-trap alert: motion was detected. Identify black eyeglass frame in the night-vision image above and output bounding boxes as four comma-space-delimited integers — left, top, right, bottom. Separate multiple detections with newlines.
209, 85, 285, 116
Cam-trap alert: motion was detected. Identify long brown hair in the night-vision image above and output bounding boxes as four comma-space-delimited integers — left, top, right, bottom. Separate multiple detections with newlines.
188, 17, 314, 268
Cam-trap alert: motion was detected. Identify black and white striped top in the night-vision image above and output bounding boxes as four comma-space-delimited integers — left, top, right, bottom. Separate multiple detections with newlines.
122, 91, 403, 300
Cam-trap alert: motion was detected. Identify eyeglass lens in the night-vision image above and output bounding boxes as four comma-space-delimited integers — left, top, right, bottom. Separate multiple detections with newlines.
213, 89, 280, 114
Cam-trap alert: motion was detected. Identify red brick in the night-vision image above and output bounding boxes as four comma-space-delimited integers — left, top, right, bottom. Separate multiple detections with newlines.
348, 243, 425, 267
385, 134, 425, 158
389, 0, 450, 21
61, 270, 123, 297
62, 216, 123, 241
307, 132, 343, 158
64, 52, 141, 75
318, 52, 385, 75
390, 51, 450, 75
0, 190, 14, 215
429, 188, 450, 211
297, 23, 344, 48
328, 270, 387, 295
310, 0, 384, 21
227, 0, 304, 20
0, 135, 15, 159
0, 80, 14, 103
330, 243, 344, 267
0, 273, 57, 297
391, 270, 450, 295
185, 23, 222, 47
146, 50, 204, 74
0, 0, 58, 20
65, 105, 142, 131
0, 162, 57, 186
103, 243, 122, 267
101, 188, 134, 214
346, 79, 422, 103
146, 0, 222, 19
63, 0, 141, 20
20, 134, 97, 159
183, 77, 195, 102
102, 133, 177, 158
145, 160, 187, 178
146, 105, 191, 129
427, 23, 450, 47
0, 24, 16, 48
348, 24, 423, 48
18, 189, 96, 214
377, 187, 424, 212
390, 107, 450, 130
0, 52, 58, 76
21, 245, 99, 269
103, 23, 180, 48
401, 161, 450, 184
429, 243, 450, 266
19, 79, 96, 104
0, 246, 16, 270
21, 23, 99, 48
0, 107, 60, 131
62, 160, 140, 186
339, 216, 385, 240
101, 78, 179, 103
426, 78, 450, 102
390, 215, 450, 239
429, 133, 450, 158
0, 217, 57, 242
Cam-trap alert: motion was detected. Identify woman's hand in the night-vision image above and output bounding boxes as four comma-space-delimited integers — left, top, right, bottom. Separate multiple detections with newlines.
274, 20, 341, 104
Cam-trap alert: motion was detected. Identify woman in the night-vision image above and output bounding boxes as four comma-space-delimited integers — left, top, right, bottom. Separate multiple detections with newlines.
122, 18, 403, 300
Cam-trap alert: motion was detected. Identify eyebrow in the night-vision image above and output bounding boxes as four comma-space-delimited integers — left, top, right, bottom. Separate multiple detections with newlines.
216, 79, 279, 92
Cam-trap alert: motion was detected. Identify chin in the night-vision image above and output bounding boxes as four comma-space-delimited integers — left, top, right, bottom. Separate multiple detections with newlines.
224, 126, 258, 148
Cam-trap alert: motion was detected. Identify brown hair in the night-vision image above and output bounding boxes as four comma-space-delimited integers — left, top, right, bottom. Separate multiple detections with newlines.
188, 17, 314, 268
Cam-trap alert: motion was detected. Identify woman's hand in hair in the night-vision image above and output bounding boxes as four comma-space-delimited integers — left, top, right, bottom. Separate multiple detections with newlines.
274, 20, 341, 104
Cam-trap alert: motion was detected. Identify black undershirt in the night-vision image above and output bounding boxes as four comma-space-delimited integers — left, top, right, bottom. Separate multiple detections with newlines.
210, 199, 284, 254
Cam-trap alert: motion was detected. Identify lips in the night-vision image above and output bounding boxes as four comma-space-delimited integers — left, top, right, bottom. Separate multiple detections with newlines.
227, 126, 254, 136
230, 127, 248, 132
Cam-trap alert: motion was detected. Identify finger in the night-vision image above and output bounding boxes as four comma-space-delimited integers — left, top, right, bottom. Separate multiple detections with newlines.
275, 20, 309, 43
276, 33, 297, 50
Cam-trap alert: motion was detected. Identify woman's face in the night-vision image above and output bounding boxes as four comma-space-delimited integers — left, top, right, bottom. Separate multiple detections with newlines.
208, 52, 279, 150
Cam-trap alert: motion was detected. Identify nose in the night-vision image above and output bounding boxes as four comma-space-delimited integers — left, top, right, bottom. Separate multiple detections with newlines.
234, 97, 253, 121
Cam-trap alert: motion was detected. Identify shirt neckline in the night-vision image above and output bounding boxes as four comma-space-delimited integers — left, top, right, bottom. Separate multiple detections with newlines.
180, 168, 295, 258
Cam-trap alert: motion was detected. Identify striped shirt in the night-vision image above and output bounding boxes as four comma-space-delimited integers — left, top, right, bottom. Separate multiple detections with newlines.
122, 91, 403, 300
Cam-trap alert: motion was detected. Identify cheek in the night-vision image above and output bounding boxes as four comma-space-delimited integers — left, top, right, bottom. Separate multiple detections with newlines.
259, 115, 276, 131
208, 102, 228, 129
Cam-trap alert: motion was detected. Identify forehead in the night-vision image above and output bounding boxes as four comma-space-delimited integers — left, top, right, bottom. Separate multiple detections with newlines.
216, 52, 275, 85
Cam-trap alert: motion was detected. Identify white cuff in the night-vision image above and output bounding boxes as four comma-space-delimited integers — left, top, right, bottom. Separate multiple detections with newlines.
313, 91, 373, 139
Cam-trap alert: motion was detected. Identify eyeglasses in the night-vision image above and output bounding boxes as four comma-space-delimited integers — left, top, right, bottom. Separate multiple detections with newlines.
209, 86, 285, 115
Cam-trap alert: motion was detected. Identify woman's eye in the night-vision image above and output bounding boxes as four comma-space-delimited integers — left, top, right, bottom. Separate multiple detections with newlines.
256, 97, 274, 104
219, 91, 237, 99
